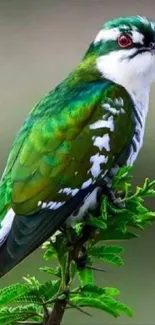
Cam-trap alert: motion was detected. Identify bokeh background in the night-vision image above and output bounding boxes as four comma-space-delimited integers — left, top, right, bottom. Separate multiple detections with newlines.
0, 0, 155, 324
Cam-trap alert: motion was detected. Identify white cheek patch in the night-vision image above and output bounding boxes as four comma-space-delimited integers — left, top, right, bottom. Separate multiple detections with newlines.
96, 49, 155, 92
94, 28, 121, 44
96, 48, 144, 91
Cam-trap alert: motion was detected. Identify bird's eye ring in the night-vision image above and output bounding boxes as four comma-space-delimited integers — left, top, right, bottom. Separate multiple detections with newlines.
118, 34, 133, 48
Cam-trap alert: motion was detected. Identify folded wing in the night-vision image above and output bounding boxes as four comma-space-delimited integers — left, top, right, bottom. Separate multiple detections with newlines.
0, 80, 134, 277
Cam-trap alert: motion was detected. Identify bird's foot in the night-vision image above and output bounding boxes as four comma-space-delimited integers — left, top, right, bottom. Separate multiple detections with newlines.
76, 246, 87, 270
97, 181, 125, 209
106, 189, 125, 209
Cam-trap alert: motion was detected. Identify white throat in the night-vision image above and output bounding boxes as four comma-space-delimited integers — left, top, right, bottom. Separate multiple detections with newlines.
97, 50, 151, 97
96, 49, 151, 121
96, 49, 151, 166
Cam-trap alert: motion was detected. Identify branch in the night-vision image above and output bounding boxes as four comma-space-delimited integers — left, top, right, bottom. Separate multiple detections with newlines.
45, 299, 67, 325
44, 242, 71, 325
86, 265, 107, 272
17, 322, 43, 325
44, 226, 92, 325
68, 301, 92, 317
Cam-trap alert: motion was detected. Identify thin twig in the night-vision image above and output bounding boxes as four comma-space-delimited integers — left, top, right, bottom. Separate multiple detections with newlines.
68, 301, 92, 317
86, 265, 107, 272
17, 322, 43, 325
45, 247, 71, 325
44, 226, 96, 324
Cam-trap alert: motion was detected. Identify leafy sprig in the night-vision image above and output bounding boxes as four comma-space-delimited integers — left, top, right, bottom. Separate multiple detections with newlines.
0, 166, 155, 325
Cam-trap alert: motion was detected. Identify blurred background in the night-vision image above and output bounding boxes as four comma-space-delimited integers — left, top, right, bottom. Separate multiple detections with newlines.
0, 0, 155, 324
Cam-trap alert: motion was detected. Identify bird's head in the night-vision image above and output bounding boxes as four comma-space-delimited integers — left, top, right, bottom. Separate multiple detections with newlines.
84, 16, 155, 91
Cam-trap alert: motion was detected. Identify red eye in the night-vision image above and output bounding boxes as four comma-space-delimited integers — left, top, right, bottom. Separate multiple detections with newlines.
118, 34, 132, 48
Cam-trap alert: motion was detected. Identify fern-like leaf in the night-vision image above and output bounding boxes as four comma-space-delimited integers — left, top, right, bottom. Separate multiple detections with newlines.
0, 305, 42, 325
79, 284, 120, 297
89, 245, 124, 266
0, 284, 31, 308
40, 266, 61, 278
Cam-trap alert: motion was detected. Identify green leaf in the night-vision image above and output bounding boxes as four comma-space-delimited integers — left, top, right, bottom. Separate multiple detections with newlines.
116, 165, 133, 179
141, 211, 155, 220
40, 266, 61, 278
38, 280, 60, 302
113, 300, 133, 317
23, 276, 40, 289
43, 247, 57, 261
14, 292, 40, 305
70, 296, 120, 318
80, 284, 120, 297
90, 245, 124, 255
101, 197, 108, 220
0, 283, 31, 307
0, 305, 42, 325
99, 246, 124, 254
42, 238, 58, 261
89, 246, 124, 266
74, 222, 83, 235
78, 268, 94, 286
124, 182, 132, 198
15, 280, 60, 305
101, 295, 133, 317
86, 216, 107, 230
71, 294, 133, 318
137, 178, 155, 197
93, 229, 139, 243
102, 287, 120, 296
112, 166, 133, 189
101, 254, 124, 266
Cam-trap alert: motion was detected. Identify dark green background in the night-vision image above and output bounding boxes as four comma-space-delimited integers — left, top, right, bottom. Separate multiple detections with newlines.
0, 1, 155, 324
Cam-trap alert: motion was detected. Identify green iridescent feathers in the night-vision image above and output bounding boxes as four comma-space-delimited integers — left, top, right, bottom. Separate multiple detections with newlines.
104, 16, 155, 35
85, 16, 155, 59
0, 76, 134, 219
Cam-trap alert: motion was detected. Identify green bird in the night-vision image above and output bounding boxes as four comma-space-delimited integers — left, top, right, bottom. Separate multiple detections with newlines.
0, 15, 155, 278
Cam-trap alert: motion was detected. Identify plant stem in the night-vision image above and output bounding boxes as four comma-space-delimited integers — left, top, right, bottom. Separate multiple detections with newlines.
44, 246, 71, 325
44, 226, 92, 325
17, 322, 43, 325
45, 299, 67, 325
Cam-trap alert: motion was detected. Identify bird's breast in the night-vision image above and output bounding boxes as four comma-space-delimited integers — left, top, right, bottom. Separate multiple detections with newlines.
66, 187, 100, 227
126, 89, 149, 165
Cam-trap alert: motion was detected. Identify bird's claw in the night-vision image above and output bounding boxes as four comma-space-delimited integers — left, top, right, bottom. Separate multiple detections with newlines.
97, 181, 125, 209
110, 196, 125, 209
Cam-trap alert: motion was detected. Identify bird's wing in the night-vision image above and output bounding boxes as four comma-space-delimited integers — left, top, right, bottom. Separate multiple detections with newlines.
0, 80, 135, 277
